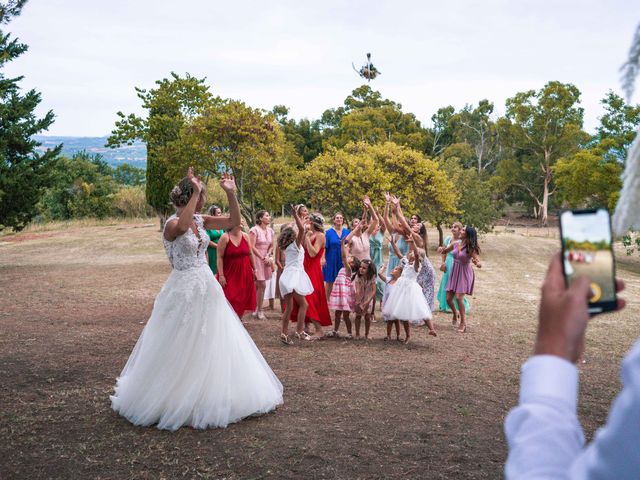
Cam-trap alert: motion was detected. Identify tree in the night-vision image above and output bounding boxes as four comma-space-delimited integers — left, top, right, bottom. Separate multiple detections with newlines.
496, 81, 590, 225
0, 0, 61, 231
591, 91, 640, 164
426, 106, 456, 157
112, 163, 146, 186
38, 152, 118, 220
301, 142, 457, 223
450, 100, 501, 173
554, 151, 622, 211
167, 99, 302, 225
272, 105, 323, 163
107, 73, 214, 227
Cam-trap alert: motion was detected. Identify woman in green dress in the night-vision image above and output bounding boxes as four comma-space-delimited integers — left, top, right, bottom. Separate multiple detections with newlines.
436, 222, 470, 315
206, 205, 225, 274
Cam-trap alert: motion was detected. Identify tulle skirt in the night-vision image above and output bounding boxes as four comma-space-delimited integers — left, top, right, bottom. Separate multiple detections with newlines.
382, 277, 432, 324
279, 266, 313, 297
110, 264, 283, 431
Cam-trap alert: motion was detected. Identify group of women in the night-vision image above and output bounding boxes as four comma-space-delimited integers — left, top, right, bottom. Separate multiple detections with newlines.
110, 168, 482, 431
205, 193, 482, 341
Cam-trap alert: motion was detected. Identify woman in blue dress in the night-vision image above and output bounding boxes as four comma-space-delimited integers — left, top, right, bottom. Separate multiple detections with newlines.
436, 222, 470, 316
323, 212, 350, 298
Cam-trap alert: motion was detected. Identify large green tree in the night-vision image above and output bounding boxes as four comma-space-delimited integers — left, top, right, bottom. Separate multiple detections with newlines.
167, 99, 302, 224
591, 91, 640, 164
496, 81, 589, 225
272, 105, 323, 163
107, 72, 214, 226
0, 0, 61, 231
450, 100, 501, 173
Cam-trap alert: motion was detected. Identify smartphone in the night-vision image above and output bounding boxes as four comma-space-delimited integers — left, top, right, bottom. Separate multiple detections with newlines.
559, 208, 617, 314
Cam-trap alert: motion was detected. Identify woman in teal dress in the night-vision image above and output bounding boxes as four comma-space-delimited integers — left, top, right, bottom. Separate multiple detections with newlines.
206, 205, 225, 274
436, 222, 470, 314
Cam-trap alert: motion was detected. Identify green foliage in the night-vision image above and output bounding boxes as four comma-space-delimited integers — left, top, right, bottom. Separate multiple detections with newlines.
273, 105, 322, 163
107, 73, 214, 221
563, 238, 610, 251
622, 231, 640, 256
167, 99, 302, 225
0, 0, 61, 231
554, 151, 622, 210
426, 106, 456, 156
437, 153, 501, 232
38, 152, 119, 220
495, 81, 590, 224
301, 142, 457, 222
112, 163, 145, 186
591, 91, 640, 164
112, 186, 153, 218
319, 86, 427, 152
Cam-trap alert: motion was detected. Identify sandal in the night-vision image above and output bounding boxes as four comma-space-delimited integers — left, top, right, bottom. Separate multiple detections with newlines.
344, 334, 353, 340
294, 331, 312, 341
280, 333, 293, 345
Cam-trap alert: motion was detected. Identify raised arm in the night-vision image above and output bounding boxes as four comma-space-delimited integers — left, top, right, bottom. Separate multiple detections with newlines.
377, 263, 387, 283
387, 233, 403, 260
341, 238, 352, 277
305, 231, 325, 258
363, 196, 379, 236
409, 239, 421, 272
202, 173, 241, 231
216, 233, 229, 287
291, 205, 306, 247
381, 198, 394, 235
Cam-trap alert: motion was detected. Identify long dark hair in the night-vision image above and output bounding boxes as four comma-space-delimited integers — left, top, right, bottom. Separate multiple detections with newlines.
349, 257, 362, 281
357, 259, 376, 282
278, 227, 296, 250
463, 226, 481, 255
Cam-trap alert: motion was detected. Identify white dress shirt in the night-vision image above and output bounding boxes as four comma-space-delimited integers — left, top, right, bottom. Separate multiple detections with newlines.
504, 339, 640, 479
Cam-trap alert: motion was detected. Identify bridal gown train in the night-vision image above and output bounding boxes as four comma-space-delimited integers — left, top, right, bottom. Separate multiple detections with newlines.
110, 214, 283, 430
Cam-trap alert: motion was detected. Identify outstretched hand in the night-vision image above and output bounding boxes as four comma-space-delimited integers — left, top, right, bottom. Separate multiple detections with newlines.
219, 172, 236, 193
187, 166, 202, 192
535, 253, 626, 363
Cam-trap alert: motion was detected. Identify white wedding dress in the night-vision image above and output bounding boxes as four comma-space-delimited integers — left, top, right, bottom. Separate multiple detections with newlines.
110, 214, 283, 430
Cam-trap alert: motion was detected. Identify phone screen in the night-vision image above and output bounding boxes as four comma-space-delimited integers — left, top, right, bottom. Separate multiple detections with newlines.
560, 209, 617, 314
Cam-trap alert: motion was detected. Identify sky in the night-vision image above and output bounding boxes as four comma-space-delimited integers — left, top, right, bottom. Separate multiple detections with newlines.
561, 209, 612, 243
4, 0, 640, 137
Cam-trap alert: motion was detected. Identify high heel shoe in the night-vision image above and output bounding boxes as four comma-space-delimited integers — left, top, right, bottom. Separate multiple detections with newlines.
280, 333, 293, 345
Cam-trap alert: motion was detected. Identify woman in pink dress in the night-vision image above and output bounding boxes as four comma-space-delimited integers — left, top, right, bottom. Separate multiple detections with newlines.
249, 210, 274, 320
347, 200, 378, 261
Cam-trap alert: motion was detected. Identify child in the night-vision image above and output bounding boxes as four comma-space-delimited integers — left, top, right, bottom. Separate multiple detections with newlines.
352, 258, 377, 339
380, 262, 402, 341
383, 236, 434, 344
327, 238, 361, 339
278, 206, 314, 345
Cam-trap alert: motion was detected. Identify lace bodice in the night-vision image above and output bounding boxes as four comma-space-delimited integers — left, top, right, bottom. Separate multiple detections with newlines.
163, 214, 209, 271
400, 257, 418, 281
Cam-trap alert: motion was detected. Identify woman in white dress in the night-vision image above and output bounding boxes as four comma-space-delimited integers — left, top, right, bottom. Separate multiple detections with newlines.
278, 205, 314, 345
110, 168, 283, 430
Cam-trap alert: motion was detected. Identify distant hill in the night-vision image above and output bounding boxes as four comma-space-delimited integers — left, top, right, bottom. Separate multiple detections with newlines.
34, 136, 147, 168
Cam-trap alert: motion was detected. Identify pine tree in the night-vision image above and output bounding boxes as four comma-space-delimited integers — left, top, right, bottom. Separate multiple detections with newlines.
0, 1, 61, 231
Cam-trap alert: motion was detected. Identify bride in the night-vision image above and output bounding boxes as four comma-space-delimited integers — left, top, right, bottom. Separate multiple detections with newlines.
110, 168, 283, 430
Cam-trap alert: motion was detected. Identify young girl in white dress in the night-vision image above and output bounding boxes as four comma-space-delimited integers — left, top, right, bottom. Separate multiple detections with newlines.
110, 168, 283, 430
380, 262, 402, 341
383, 236, 434, 344
278, 206, 314, 345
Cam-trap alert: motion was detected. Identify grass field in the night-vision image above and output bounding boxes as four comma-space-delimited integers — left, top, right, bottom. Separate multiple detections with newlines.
1, 221, 639, 479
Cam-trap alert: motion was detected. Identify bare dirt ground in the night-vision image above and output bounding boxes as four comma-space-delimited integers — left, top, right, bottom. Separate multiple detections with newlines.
1, 222, 639, 479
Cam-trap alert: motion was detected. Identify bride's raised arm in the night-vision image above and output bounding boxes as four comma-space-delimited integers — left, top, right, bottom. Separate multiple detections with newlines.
203, 173, 242, 231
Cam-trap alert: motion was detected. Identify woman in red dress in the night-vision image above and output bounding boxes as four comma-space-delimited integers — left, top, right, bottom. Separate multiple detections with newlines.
291, 213, 332, 339
216, 223, 257, 320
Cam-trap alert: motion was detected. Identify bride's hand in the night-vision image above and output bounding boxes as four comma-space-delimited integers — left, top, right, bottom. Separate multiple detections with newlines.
220, 172, 237, 193
187, 167, 202, 192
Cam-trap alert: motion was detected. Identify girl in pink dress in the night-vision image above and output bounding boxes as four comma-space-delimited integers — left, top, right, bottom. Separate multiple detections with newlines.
249, 210, 274, 320
327, 237, 361, 339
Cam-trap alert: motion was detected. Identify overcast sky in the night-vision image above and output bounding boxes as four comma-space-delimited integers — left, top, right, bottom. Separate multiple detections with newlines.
4, 0, 639, 136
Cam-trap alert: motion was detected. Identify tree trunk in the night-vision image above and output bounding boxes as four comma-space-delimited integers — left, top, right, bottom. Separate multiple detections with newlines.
437, 224, 444, 246
541, 169, 551, 227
